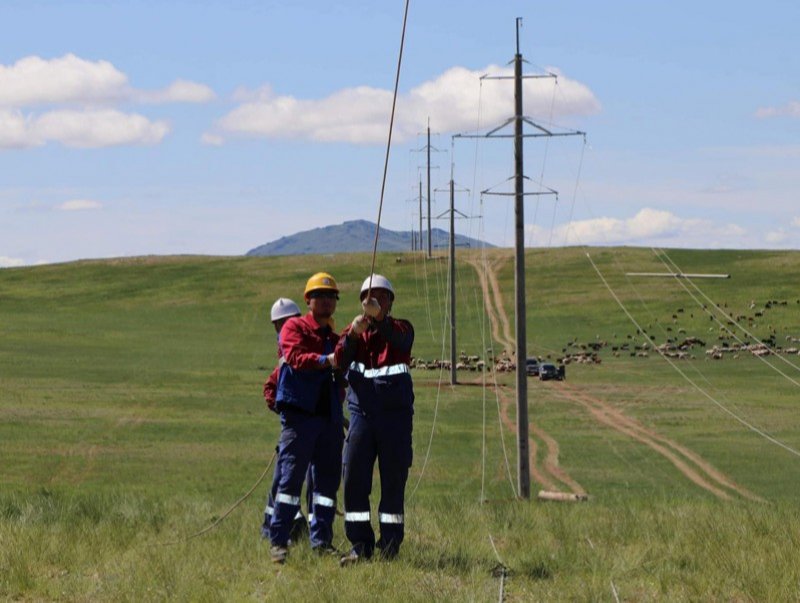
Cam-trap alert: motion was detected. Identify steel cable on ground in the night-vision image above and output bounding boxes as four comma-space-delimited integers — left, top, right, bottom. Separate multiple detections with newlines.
158, 450, 277, 546
488, 533, 509, 603
654, 247, 800, 383
585, 251, 800, 459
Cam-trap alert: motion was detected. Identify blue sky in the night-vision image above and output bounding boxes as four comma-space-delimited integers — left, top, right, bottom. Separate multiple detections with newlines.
2, 0, 799, 266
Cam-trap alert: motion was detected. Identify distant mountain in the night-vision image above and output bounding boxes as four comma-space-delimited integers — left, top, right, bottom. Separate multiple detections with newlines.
245, 219, 494, 257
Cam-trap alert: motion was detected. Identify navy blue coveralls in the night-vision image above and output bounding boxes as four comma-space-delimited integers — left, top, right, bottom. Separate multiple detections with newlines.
269, 313, 343, 549
334, 315, 414, 558
261, 352, 313, 539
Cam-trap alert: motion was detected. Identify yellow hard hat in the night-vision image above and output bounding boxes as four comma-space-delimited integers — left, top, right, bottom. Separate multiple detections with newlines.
304, 272, 339, 300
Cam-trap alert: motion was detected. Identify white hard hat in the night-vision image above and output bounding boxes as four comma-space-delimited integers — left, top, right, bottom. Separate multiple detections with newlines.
270, 297, 301, 322
360, 274, 395, 301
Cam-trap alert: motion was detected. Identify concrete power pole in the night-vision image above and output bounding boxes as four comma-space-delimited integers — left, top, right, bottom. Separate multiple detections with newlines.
418, 177, 423, 252
512, 20, 530, 499
451, 18, 585, 500
449, 176, 457, 385
427, 122, 432, 259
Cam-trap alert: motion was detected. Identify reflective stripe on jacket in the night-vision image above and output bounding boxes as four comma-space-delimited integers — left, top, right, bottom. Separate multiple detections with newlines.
335, 316, 414, 416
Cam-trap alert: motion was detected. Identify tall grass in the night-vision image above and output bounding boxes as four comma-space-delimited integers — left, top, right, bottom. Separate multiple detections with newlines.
2, 249, 800, 600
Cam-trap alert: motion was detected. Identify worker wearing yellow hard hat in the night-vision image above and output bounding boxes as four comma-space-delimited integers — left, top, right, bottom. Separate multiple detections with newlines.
268, 271, 344, 564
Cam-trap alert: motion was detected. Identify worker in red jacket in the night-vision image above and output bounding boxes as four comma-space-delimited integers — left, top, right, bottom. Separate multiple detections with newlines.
261, 297, 312, 542
335, 274, 414, 565
269, 273, 344, 564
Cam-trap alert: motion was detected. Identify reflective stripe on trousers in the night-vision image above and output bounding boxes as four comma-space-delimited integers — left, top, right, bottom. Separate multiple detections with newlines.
265, 506, 303, 521
348, 362, 410, 378
313, 493, 336, 508
275, 493, 300, 506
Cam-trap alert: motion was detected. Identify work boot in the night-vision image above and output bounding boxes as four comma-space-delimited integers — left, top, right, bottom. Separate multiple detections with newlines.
270, 545, 288, 564
312, 543, 341, 557
339, 549, 365, 567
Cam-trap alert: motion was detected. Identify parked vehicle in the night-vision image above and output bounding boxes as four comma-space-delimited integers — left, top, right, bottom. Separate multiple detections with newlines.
539, 363, 565, 381
525, 357, 539, 376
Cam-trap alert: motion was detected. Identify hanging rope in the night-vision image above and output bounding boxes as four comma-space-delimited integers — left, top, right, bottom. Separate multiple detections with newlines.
366, 0, 411, 297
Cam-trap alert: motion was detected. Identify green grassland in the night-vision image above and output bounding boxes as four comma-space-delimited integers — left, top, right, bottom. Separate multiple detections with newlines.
2, 248, 800, 601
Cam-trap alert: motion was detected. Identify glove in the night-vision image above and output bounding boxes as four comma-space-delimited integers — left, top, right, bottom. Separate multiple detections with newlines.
350, 315, 368, 336
362, 297, 381, 318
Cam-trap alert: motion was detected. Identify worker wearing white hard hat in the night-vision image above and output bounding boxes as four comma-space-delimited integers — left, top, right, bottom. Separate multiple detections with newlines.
270, 297, 302, 325
334, 274, 415, 565
261, 297, 309, 543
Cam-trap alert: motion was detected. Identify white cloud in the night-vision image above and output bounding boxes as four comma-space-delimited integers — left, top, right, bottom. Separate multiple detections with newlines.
0, 55, 212, 149
0, 54, 215, 108
209, 64, 600, 144
35, 109, 170, 147
755, 100, 800, 119
0, 256, 27, 268
137, 79, 216, 104
526, 208, 747, 247
0, 109, 170, 148
792, 217, 800, 228
57, 199, 103, 211
0, 54, 127, 107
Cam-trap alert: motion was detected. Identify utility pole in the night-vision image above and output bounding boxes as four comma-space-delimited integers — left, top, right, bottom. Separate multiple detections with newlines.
411, 123, 443, 256
449, 176, 457, 384
435, 159, 470, 386
427, 121, 432, 258
512, 19, 530, 499
452, 18, 585, 500
418, 176, 423, 252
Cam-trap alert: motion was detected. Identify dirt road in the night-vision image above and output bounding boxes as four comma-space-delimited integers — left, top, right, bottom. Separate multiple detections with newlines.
467, 254, 761, 501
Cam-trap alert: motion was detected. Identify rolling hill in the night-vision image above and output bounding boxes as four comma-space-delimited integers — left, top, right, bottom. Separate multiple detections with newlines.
245, 219, 493, 256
